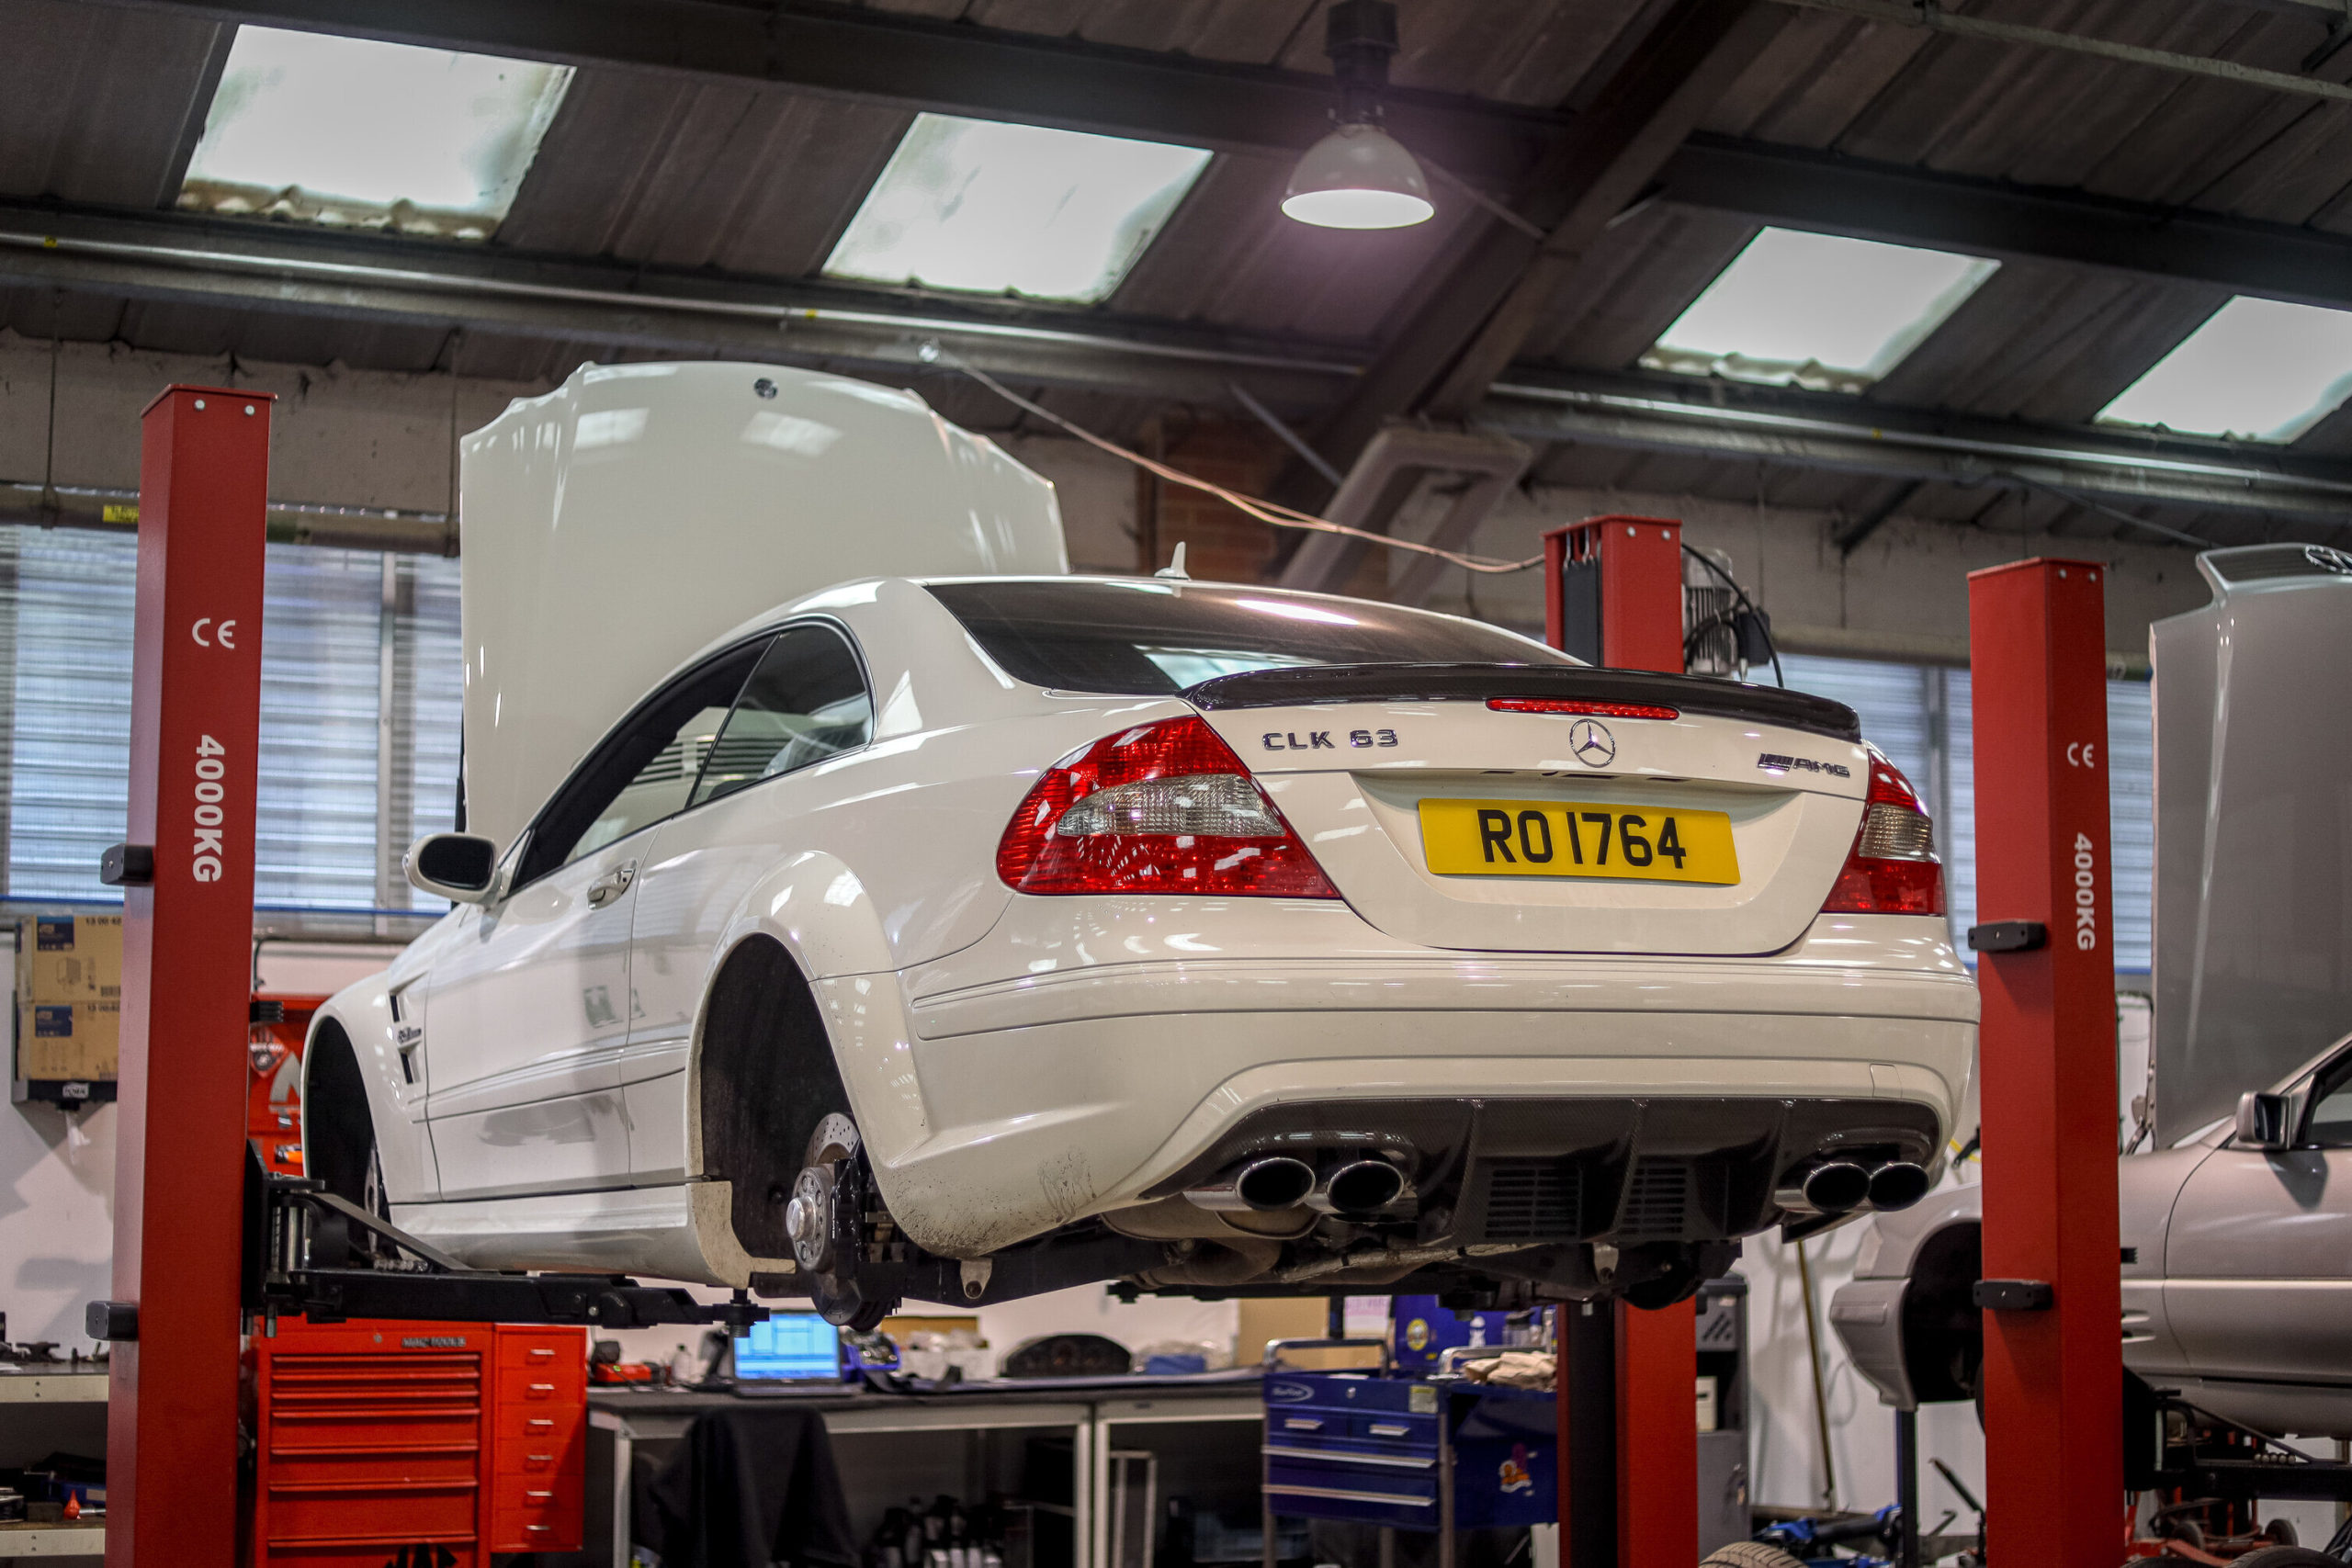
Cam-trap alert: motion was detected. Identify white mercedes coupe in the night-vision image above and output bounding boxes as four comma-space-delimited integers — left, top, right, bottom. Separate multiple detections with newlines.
302, 365, 1975, 1326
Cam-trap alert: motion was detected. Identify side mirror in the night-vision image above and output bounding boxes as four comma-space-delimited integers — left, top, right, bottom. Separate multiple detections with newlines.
2234, 1090, 2294, 1152
405, 832, 500, 903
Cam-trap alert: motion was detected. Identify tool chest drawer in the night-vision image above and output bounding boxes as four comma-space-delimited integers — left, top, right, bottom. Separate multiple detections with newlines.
253, 1323, 492, 1566
486, 1325, 586, 1551
489, 1471, 583, 1552
1263, 1459, 1439, 1530
1261, 1370, 1555, 1531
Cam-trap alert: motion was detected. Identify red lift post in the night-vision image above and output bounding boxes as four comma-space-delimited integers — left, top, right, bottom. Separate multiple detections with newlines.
1967, 559, 2122, 1564
103, 386, 273, 1568
1544, 516, 1698, 1568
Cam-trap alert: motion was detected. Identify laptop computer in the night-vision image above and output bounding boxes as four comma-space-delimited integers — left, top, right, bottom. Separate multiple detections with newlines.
731, 1311, 845, 1389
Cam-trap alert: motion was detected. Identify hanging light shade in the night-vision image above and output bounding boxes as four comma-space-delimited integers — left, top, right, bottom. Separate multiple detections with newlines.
1283, 122, 1434, 230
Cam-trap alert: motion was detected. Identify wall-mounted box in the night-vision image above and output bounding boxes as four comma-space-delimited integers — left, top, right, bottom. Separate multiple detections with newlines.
13, 916, 123, 1105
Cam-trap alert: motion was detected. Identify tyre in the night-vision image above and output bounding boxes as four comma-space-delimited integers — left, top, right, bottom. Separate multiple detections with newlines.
1700, 1546, 1806, 1568
2231, 1550, 2338, 1567
301, 1023, 390, 1265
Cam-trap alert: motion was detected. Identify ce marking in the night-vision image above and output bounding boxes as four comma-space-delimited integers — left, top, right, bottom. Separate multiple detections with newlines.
191, 617, 238, 649
2066, 741, 2097, 768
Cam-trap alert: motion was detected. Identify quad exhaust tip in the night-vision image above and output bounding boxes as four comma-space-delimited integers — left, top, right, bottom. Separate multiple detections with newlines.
1867, 1160, 1930, 1212
1776, 1158, 1932, 1217
1309, 1158, 1407, 1216
1184, 1156, 1317, 1213
1779, 1160, 1871, 1217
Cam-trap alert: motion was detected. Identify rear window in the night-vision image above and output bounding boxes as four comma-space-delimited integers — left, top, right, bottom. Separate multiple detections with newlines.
929, 580, 1569, 695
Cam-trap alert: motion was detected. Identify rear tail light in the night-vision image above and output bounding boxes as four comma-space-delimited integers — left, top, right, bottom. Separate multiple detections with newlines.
997, 716, 1339, 897
1822, 747, 1944, 916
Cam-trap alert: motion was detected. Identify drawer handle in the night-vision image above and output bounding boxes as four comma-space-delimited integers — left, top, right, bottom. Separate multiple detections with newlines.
526, 1418, 555, 1432
525, 1524, 554, 1536
1369, 1424, 1409, 1437
1283, 1417, 1324, 1430
527, 1382, 555, 1395
526, 1489, 554, 1502
526, 1348, 555, 1363
527, 1452, 553, 1464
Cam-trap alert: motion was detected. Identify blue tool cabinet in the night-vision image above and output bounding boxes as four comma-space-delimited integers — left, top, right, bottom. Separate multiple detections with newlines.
1258, 1340, 1554, 1568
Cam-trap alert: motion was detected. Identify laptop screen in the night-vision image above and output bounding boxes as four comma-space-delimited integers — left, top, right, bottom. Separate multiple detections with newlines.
734, 1312, 842, 1381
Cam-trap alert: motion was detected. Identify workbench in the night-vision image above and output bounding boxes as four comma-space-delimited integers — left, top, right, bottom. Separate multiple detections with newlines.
584, 1375, 1267, 1568
0, 1370, 108, 1563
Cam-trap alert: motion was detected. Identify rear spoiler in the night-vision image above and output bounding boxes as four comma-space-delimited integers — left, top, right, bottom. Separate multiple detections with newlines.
1182, 662, 1861, 743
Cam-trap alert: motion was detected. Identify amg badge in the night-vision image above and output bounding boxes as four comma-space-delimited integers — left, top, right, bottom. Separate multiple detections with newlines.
1757, 752, 1851, 780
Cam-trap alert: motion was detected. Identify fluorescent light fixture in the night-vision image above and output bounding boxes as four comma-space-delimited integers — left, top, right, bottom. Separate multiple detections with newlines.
2098, 297, 2352, 443
825, 114, 1211, 304
1642, 228, 1999, 394
179, 26, 572, 239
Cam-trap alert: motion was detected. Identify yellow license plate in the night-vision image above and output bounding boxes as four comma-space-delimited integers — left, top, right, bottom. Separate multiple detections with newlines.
1417, 798, 1739, 885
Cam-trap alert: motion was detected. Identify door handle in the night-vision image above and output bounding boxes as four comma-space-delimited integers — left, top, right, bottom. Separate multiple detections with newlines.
585, 860, 638, 909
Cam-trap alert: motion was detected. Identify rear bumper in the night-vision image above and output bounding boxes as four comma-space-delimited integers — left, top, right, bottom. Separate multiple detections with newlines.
852, 908, 1975, 1256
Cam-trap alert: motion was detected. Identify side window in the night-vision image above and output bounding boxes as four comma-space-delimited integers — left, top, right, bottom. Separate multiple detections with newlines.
2305, 1055, 2352, 1147
516, 639, 770, 887
690, 624, 873, 808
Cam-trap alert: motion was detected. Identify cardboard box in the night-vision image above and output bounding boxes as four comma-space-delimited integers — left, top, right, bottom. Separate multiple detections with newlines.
17, 914, 123, 1003
17, 998, 120, 1083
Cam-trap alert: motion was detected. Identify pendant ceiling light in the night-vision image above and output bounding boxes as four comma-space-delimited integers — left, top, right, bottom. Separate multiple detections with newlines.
1282, 0, 1434, 230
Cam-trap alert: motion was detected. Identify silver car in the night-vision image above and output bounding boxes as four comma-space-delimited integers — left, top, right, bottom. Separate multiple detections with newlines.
1833, 1033, 2352, 1438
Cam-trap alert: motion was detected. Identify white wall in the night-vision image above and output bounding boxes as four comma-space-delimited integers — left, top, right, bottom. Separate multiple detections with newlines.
0, 941, 401, 1350
0, 1097, 114, 1350
1738, 1198, 1987, 1524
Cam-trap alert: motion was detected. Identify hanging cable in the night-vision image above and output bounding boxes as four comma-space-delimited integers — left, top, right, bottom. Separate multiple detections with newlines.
931, 344, 1544, 576
1679, 543, 1784, 687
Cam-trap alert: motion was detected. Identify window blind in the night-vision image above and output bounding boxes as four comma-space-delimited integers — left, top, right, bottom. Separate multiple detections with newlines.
0, 525, 463, 912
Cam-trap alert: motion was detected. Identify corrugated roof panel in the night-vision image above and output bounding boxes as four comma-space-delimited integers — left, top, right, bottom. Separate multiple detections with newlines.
1515, 204, 1758, 369
1057, 0, 1320, 62
1705, 12, 1935, 150
1109, 152, 1471, 341
0, 0, 227, 209
498, 74, 910, 276
1865, 264, 2228, 425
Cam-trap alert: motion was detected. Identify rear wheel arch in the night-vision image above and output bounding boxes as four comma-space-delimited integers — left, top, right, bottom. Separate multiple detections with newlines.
692, 933, 854, 1261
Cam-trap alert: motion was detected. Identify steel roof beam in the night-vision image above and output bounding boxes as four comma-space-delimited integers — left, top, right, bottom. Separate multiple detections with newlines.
1478, 371, 2352, 530
0, 199, 1358, 412
7, 200, 2345, 534
1660, 134, 2352, 310
84, 0, 1566, 187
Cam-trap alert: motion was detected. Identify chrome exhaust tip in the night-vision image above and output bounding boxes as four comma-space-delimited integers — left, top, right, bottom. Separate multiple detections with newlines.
1866, 1161, 1931, 1213
1308, 1158, 1408, 1216
1777, 1160, 1871, 1216
1183, 1156, 1317, 1213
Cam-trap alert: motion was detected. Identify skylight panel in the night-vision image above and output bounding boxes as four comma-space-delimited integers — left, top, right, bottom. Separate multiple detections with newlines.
2098, 297, 2352, 443
1642, 228, 1999, 394
179, 27, 572, 240
824, 114, 1212, 305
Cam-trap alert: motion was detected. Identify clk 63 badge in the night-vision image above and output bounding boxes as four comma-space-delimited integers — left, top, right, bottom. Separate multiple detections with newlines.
1263, 728, 1398, 750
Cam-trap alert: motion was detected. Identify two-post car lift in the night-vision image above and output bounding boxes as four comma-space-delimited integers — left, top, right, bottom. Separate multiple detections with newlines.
85, 389, 2352, 1568
86, 386, 766, 1568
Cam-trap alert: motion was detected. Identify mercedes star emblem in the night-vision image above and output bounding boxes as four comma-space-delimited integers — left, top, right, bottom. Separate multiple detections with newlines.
1568, 718, 1616, 767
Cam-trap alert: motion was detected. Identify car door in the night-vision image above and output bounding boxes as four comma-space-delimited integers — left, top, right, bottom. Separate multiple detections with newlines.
620, 621, 874, 1184
2164, 1046, 2352, 1382
422, 637, 770, 1201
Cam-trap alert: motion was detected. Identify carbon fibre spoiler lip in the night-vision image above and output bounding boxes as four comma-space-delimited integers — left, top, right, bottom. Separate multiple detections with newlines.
1180, 662, 1862, 744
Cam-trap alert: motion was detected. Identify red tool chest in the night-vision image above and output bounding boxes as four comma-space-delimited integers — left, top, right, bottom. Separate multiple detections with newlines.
250, 1320, 586, 1565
